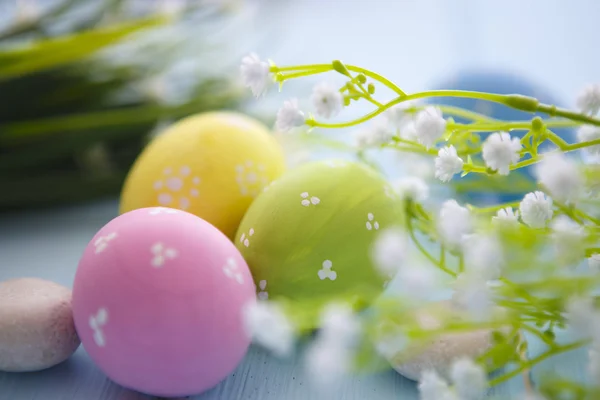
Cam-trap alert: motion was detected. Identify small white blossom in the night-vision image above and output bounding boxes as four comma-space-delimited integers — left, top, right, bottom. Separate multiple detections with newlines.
276, 99, 305, 132
240, 53, 271, 97
319, 303, 361, 345
588, 345, 600, 383
564, 296, 600, 339
438, 199, 472, 247
242, 301, 295, 357
396, 266, 440, 301
534, 152, 583, 203
576, 84, 600, 116
435, 145, 464, 182
452, 273, 492, 320
374, 331, 407, 358
550, 216, 586, 264
492, 207, 520, 228
384, 101, 417, 131
589, 254, 600, 272
396, 152, 434, 179
519, 191, 553, 228
371, 227, 408, 278
577, 125, 600, 159
418, 369, 453, 400
400, 121, 419, 141
415, 106, 446, 148
462, 234, 504, 281
304, 337, 352, 389
305, 303, 361, 389
354, 119, 393, 148
311, 82, 343, 119
481, 131, 522, 175
450, 357, 488, 400
393, 176, 429, 202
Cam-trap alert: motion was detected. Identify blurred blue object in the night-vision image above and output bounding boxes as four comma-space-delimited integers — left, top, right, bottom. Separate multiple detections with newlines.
428, 70, 576, 206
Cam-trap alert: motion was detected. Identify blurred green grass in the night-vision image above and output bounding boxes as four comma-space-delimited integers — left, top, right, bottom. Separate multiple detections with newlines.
0, 0, 249, 211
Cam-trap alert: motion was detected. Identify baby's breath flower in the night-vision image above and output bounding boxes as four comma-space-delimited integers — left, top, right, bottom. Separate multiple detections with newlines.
564, 296, 600, 339
435, 145, 464, 183
304, 337, 352, 388
384, 101, 417, 131
519, 191, 553, 228
305, 304, 361, 389
438, 199, 472, 247
393, 176, 429, 202
400, 121, 419, 141
242, 301, 295, 357
588, 254, 600, 272
371, 227, 408, 278
534, 152, 584, 204
276, 99, 305, 132
354, 119, 394, 148
240, 53, 271, 97
319, 303, 362, 345
452, 273, 492, 320
462, 233, 504, 281
577, 125, 600, 159
415, 106, 446, 148
492, 207, 520, 228
550, 216, 586, 264
418, 369, 453, 400
449, 357, 488, 400
576, 83, 600, 116
396, 265, 440, 302
481, 131, 522, 175
311, 82, 343, 119
588, 345, 600, 383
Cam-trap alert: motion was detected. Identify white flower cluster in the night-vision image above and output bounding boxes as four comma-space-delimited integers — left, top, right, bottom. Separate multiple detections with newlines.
564, 296, 600, 383
418, 358, 487, 400
577, 84, 600, 116
242, 301, 295, 357
304, 303, 362, 388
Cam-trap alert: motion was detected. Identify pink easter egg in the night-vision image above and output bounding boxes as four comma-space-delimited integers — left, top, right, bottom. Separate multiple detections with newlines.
72, 207, 256, 397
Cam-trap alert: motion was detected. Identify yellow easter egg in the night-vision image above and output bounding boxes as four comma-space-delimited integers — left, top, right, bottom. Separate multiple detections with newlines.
119, 111, 286, 239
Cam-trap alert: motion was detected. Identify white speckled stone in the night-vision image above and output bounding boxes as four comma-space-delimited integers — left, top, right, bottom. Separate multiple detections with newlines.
387, 301, 497, 381
0, 278, 80, 372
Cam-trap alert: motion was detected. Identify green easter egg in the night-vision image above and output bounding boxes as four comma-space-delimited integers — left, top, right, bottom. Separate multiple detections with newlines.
235, 160, 405, 328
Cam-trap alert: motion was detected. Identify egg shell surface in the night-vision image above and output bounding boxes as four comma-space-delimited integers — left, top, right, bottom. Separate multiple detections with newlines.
119, 111, 286, 239
72, 207, 256, 397
235, 160, 405, 325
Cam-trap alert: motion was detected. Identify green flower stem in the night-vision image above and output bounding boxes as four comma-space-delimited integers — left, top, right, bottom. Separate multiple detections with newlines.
520, 323, 558, 348
436, 105, 500, 122
272, 63, 407, 96
449, 122, 533, 132
472, 201, 522, 214
537, 104, 600, 127
407, 216, 456, 277
487, 340, 589, 387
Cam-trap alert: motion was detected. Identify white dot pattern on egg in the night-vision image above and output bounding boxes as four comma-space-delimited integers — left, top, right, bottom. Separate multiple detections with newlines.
317, 260, 337, 281
154, 166, 201, 210
235, 161, 269, 197
239, 228, 255, 248
366, 213, 380, 230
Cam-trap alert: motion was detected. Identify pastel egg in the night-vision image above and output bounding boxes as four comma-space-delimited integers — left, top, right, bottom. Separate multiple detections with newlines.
72, 207, 256, 397
119, 112, 286, 239
0, 278, 80, 372
235, 160, 404, 328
